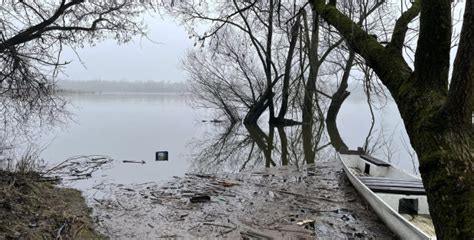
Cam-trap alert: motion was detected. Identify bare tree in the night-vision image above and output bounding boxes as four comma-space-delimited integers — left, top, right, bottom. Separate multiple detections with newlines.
172, 0, 318, 125
0, 0, 148, 142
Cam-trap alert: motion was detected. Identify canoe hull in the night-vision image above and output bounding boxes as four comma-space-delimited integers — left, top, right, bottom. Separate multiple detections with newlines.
338, 154, 434, 240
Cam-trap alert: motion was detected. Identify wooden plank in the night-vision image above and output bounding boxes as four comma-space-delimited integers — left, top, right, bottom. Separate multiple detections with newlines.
368, 185, 426, 195
359, 154, 390, 166
358, 176, 426, 195
339, 148, 365, 155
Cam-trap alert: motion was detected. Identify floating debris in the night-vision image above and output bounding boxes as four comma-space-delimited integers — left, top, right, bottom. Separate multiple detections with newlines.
122, 160, 146, 164
45, 155, 113, 181
87, 161, 396, 239
155, 151, 169, 161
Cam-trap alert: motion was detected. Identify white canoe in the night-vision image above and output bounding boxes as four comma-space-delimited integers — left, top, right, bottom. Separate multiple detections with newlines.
338, 152, 436, 240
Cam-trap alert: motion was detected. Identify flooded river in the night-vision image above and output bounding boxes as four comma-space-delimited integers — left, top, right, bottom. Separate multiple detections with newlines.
31, 92, 415, 238
36, 92, 417, 191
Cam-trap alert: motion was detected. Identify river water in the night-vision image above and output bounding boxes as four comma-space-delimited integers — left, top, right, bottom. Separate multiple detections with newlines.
35, 92, 417, 190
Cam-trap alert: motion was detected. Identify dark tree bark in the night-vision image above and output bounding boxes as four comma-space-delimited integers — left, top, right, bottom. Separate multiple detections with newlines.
302, 7, 320, 125
302, 122, 316, 164
310, 0, 473, 238
244, 89, 273, 124
276, 13, 302, 123
245, 124, 276, 167
242, 0, 278, 125
277, 127, 289, 166
266, 0, 276, 121
326, 50, 355, 150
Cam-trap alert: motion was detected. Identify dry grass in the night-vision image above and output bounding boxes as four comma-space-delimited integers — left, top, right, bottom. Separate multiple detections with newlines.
0, 170, 104, 239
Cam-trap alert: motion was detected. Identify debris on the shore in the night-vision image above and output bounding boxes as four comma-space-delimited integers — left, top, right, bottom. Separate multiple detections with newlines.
88, 160, 396, 239
297, 219, 315, 226
190, 195, 211, 203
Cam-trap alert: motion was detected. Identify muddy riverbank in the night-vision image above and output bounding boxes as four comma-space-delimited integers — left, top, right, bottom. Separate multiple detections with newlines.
0, 170, 103, 239
88, 159, 395, 239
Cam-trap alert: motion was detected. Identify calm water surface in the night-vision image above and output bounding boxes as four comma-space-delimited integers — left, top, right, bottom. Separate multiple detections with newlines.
40, 93, 209, 188
38, 93, 417, 190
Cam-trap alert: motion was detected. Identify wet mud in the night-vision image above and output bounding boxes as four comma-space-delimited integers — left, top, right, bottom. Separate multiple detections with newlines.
88, 160, 395, 239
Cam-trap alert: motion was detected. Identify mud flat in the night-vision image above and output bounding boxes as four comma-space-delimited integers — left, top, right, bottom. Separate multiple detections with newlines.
90, 160, 395, 239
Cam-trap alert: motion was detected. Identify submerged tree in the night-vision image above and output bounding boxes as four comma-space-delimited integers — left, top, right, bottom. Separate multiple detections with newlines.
172, 0, 325, 125
183, 29, 264, 123
310, 0, 473, 238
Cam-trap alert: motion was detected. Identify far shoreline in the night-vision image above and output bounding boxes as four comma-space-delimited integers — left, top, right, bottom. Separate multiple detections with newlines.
57, 89, 192, 95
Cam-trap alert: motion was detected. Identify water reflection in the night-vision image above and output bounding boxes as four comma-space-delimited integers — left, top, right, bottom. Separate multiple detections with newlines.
188, 92, 416, 175
189, 120, 333, 175
34, 92, 418, 189
38, 93, 206, 187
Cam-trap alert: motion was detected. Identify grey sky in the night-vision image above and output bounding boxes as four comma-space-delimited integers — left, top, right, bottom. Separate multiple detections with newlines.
60, 15, 192, 82
59, 2, 464, 83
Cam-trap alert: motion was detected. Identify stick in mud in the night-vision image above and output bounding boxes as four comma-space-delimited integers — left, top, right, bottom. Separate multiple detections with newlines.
240, 230, 274, 240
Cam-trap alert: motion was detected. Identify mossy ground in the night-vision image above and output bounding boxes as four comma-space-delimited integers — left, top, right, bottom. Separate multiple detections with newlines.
0, 170, 104, 239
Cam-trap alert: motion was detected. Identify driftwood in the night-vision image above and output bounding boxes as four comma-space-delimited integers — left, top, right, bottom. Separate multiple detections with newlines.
89, 162, 394, 239
240, 230, 273, 240
122, 160, 146, 164
44, 155, 113, 180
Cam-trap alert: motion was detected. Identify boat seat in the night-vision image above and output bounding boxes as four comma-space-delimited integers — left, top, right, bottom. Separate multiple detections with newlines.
360, 155, 390, 167
339, 147, 365, 155
359, 177, 426, 195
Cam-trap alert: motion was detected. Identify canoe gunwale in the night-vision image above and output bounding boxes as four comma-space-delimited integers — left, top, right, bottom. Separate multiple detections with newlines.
338, 153, 435, 240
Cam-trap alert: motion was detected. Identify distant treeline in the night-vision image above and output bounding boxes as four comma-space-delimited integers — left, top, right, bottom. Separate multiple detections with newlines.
57, 80, 189, 93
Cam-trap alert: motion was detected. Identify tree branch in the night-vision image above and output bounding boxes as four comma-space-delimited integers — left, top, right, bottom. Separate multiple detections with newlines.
310, 0, 412, 95
387, 0, 421, 54
445, 0, 473, 126
414, 0, 452, 92
0, 0, 80, 51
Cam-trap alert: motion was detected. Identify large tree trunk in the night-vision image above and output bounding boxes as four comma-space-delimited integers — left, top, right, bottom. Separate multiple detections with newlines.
244, 89, 272, 124
396, 79, 474, 238
413, 126, 473, 238
302, 7, 320, 124
310, 0, 473, 238
410, 1, 474, 236
277, 127, 289, 165
302, 122, 316, 164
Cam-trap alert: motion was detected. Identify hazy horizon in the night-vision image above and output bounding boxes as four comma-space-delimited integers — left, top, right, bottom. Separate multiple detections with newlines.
58, 79, 189, 93
59, 14, 192, 83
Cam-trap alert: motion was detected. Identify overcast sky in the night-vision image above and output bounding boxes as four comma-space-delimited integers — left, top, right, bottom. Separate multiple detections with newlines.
60, 15, 192, 82
59, 2, 464, 83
